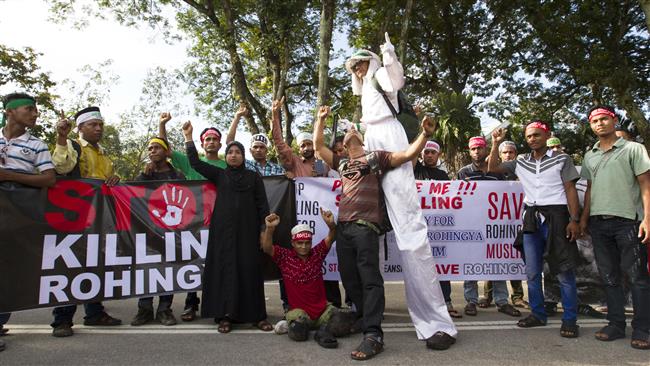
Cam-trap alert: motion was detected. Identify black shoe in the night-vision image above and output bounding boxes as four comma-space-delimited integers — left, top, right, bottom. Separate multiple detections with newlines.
426, 331, 456, 350
0, 325, 7, 335
314, 325, 338, 349
288, 320, 309, 342
52, 323, 74, 337
578, 304, 606, 319
130, 308, 154, 326
156, 309, 177, 326
84, 312, 122, 326
544, 302, 558, 316
326, 310, 358, 337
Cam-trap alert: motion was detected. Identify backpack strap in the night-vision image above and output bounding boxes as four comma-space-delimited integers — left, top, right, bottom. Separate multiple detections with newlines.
371, 75, 398, 118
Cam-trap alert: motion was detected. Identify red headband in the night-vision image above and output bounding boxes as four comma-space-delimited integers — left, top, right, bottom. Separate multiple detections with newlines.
200, 129, 221, 143
292, 231, 312, 241
588, 108, 616, 121
526, 121, 550, 133
468, 137, 487, 149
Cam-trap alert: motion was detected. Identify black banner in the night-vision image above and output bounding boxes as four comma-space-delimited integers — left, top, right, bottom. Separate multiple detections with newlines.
0, 176, 295, 313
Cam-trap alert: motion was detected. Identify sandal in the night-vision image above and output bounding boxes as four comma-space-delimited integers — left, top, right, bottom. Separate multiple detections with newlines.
498, 304, 521, 317
512, 298, 529, 308
560, 322, 580, 338
426, 331, 456, 350
351, 334, 384, 361
448, 309, 463, 319
217, 319, 232, 334
464, 303, 478, 316
181, 308, 196, 322
630, 329, 649, 350
254, 319, 274, 332
594, 325, 625, 341
517, 315, 546, 328
478, 297, 492, 309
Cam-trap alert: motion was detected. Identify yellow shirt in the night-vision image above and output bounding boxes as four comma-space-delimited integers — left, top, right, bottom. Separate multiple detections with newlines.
52, 137, 114, 180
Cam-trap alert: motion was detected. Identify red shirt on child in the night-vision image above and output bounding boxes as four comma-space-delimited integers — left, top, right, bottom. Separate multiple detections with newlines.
272, 241, 330, 320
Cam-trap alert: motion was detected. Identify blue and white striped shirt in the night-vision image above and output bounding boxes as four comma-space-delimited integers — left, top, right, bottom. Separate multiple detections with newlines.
0, 128, 55, 173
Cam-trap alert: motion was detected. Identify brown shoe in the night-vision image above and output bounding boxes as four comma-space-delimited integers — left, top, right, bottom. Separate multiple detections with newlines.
84, 312, 122, 326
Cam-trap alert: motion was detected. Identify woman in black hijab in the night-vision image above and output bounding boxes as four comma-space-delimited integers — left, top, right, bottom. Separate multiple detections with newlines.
182, 122, 272, 333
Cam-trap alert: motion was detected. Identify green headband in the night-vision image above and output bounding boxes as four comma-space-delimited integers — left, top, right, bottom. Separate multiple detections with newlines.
1, 98, 36, 127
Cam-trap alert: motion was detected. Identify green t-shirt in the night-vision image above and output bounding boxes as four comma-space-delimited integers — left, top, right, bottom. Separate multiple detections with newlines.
580, 137, 650, 220
170, 150, 226, 180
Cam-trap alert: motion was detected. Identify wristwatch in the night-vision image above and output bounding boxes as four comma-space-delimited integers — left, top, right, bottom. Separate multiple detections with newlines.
570, 215, 580, 222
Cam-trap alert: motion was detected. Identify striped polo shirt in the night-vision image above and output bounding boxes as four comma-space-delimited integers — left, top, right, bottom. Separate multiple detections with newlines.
0, 128, 54, 173
502, 149, 579, 206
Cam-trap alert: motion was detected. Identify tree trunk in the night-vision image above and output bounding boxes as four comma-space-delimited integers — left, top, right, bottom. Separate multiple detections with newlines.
220, 0, 265, 134
398, 0, 414, 66
316, 0, 335, 108
640, 0, 650, 32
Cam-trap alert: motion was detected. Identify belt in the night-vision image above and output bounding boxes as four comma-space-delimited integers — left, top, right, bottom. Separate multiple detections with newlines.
592, 215, 635, 221
349, 220, 381, 235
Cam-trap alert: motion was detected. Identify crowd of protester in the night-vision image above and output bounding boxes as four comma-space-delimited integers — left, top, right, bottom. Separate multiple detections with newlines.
0, 32, 649, 358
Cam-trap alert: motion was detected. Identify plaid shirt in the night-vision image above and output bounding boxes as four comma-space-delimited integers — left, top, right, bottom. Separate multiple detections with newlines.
245, 159, 285, 176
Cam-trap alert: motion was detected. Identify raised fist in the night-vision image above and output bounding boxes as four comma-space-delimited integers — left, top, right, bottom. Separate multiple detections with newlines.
160, 112, 172, 124
182, 120, 193, 138
265, 213, 280, 228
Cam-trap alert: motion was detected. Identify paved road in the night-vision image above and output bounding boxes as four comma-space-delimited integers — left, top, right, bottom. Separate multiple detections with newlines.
1, 282, 647, 365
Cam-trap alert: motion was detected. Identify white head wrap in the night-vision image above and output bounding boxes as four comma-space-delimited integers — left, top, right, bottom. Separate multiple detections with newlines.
296, 132, 313, 145
345, 50, 381, 96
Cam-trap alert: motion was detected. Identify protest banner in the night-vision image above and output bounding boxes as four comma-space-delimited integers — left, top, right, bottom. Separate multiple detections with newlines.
295, 178, 526, 281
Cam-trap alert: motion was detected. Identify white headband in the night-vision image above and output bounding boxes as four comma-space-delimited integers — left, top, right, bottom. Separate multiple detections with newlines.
76, 111, 104, 125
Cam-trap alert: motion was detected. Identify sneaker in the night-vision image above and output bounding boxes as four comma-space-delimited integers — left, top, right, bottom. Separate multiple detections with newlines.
274, 320, 289, 335
84, 312, 122, 326
52, 323, 74, 337
156, 309, 177, 326
130, 308, 154, 326
288, 320, 309, 342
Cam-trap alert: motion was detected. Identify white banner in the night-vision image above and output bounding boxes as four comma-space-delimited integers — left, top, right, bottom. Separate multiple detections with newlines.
295, 178, 526, 281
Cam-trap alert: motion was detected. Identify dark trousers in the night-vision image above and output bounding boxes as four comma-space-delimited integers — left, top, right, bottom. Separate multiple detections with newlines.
51, 302, 105, 327
336, 222, 384, 336
0, 313, 9, 326
590, 217, 650, 334
139, 295, 173, 312
440, 281, 452, 303
324, 280, 342, 308
184, 292, 200, 310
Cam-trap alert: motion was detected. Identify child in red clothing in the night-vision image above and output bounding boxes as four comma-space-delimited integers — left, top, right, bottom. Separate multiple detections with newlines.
261, 208, 338, 348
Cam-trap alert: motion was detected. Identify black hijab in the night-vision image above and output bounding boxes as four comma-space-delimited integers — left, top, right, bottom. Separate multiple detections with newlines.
225, 141, 254, 191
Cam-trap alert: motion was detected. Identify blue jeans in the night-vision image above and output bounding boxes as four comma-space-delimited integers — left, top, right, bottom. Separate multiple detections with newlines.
589, 217, 650, 334
524, 220, 578, 324
464, 280, 509, 306
51, 302, 105, 327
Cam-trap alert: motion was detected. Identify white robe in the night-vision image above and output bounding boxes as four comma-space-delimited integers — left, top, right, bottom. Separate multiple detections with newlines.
359, 48, 458, 340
